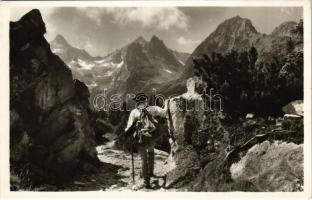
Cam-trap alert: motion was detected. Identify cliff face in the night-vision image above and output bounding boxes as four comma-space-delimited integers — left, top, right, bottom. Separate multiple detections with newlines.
10, 9, 99, 186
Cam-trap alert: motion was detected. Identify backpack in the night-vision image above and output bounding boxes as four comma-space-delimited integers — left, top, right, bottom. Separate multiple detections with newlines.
134, 108, 158, 144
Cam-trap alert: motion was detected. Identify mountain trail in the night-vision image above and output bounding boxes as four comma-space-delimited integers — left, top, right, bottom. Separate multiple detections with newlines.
61, 138, 173, 191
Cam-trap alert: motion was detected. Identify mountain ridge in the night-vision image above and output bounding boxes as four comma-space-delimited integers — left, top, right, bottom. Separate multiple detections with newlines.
51, 34, 190, 104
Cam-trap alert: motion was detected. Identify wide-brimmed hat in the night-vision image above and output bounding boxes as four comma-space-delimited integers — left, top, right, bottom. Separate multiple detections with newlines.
133, 93, 148, 103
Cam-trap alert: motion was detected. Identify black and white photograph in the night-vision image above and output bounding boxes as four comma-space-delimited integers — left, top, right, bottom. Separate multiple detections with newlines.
0, 0, 311, 197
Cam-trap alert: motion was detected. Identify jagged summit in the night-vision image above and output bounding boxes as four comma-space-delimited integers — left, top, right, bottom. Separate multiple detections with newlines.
183, 16, 260, 68
149, 35, 166, 46
271, 21, 298, 37
51, 31, 189, 97
133, 36, 147, 46
214, 15, 258, 36
150, 35, 161, 42
53, 34, 69, 46
50, 34, 96, 63
18, 9, 43, 23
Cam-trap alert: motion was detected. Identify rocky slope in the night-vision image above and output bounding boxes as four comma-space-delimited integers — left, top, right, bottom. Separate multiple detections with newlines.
50, 34, 190, 106
10, 9, 100, 188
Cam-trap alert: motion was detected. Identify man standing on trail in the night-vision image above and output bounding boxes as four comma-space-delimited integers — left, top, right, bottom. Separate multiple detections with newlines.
124, 93, 167, 189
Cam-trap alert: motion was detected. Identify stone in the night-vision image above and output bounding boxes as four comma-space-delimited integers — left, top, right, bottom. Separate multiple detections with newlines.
283, 114, 302, 119
282, 100, 303, 116
230, 141, 303, 191
246, 113, 254, 119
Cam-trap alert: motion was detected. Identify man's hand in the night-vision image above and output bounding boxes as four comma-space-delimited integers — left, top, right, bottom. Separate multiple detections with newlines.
169, 138, 174, 145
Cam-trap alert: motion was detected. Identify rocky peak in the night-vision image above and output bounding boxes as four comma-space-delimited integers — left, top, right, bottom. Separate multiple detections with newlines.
50, 34, 96, 63
147, 35, 171, 56
132, 36, 147, 46
18, 9, 46, 33
149, 35, 165, 46
213, 16, 258, 37
52, 34, 69, 46
10, 9, 46, 52
271, 21, 298, 37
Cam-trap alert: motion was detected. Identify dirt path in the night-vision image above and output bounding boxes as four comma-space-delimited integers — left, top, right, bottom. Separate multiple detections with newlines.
60, 138, 174, 191
96, 141, 173, 191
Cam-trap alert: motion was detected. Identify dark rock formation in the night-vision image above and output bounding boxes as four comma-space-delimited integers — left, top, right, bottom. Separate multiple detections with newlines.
10, 9, 100, 187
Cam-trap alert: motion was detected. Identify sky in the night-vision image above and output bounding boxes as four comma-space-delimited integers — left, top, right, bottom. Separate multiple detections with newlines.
10, 7, 302, 56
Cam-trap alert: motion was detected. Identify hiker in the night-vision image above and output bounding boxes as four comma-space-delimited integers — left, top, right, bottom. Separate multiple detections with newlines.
124, 93, 167, 189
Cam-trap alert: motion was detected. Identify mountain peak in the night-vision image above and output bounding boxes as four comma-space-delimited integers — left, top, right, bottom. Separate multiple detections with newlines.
132, 36, 147, 46
216, 16, 258, 35
14, 9, 46, 34
53, 34, 68, 45
150, 35, 161, 43
271, 21, 298, 37
149, 35, 167, 48
233, 15, 242, 19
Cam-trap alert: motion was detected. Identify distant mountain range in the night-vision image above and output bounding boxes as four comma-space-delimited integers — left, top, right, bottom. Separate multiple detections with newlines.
51, 34, 190, 100
51, 16, 302, 101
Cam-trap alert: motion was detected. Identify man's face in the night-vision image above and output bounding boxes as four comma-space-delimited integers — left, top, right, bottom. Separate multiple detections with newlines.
137, 100, 148, 109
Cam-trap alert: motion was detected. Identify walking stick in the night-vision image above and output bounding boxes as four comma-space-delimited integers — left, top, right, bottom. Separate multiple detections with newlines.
125, 124, 136, 186
131, 135, 135, 185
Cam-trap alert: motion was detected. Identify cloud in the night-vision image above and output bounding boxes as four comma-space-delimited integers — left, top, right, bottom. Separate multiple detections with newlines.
177, 36, 200, 45
279, 8, 295, 16
77, 7, 189, 30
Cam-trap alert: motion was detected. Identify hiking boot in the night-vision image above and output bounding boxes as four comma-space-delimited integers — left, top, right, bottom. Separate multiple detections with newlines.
132, 181, 151, 190
144, 183, 152, 189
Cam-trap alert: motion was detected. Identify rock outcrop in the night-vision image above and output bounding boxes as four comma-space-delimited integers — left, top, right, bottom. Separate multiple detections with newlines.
10, 9, 99, 187
165, 77, 228, 188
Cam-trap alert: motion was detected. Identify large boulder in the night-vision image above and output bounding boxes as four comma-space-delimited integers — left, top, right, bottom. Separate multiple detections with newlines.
10, 9, 99, 185
165, 77, 226, 188
282, 100, 303, 116
230, 141, 303, 191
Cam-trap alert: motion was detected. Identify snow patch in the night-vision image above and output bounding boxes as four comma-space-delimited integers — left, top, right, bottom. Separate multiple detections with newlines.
178, 59, 185, 65
94, 58, 110, 64
78, 59, 95, 70
116, 60, 124, 68
52, 48, 63, 54
164, 69, 173, 74
87, 82, 98, 89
